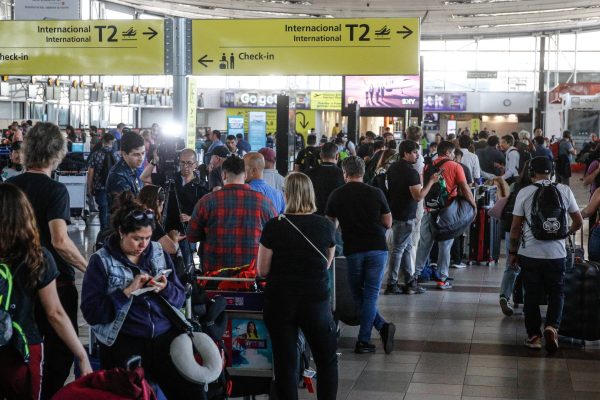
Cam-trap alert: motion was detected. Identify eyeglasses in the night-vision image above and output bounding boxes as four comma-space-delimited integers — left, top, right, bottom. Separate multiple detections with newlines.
179, 161, 196, 167
126, 209, 155, 222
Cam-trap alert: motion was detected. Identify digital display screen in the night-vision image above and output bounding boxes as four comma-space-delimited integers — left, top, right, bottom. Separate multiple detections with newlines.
343, 75, 420, 109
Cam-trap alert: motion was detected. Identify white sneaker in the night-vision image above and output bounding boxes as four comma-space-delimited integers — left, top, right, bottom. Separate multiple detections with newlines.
451, 263, 467, 269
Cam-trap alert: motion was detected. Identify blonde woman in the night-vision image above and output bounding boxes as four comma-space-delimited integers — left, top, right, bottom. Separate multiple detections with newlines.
257, 172, 338, 400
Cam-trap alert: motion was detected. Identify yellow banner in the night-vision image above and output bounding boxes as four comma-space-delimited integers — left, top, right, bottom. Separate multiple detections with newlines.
192, 18, 419, 76
310, 92, 341, 110
187, 78, 198, 150
0, 20, 164, 75
295, 110, 315, 137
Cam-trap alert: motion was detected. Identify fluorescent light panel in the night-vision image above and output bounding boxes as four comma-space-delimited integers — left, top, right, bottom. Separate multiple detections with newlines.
453, 5, 600, 18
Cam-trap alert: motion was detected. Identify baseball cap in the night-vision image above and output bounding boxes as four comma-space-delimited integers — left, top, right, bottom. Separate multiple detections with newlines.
211, 146, 230, 158
258, 147, 276, 163
530, 156, 553, 175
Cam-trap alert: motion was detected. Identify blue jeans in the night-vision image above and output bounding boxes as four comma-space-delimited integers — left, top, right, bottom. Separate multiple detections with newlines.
387, 219, 415, 285
500, 231, 520, 300
519, 255, 566, 337
345, 250, 388, 343
414, 212, 454, 280
94, 189, 109, 231
589, 225, 600, 262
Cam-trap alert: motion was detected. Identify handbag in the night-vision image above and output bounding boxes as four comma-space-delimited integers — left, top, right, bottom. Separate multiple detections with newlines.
488, 196, 508, 220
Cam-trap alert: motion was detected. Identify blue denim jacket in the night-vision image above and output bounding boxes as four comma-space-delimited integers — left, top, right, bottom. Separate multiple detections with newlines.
82, 240, 187, 346
106, 159, 140, 207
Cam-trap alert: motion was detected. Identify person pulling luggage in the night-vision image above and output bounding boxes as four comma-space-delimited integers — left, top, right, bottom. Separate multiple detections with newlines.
508, 157, 582, 353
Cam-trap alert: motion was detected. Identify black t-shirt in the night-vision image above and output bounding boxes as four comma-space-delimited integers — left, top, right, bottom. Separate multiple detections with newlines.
9, 173, 74, 281
387, 159, 421, 221
357, 143, 374, 159
151, 173, 209, 216
326, 182, 390, 255
260, 214, 335, 301
9, 248, 59, 345
306, 162, 345, 215
208, 166, 223, 191
152, 222, 167, 242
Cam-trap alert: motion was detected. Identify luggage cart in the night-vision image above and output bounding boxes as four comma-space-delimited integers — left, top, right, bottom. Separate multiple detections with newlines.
197, 261, 337, 400
55, 170, 89, 224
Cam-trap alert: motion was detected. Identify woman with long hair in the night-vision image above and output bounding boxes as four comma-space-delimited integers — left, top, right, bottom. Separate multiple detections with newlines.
257, 172, 338, 400
81, 191, 206, 399
138, 185, 181, 255
0, 183, 91, 399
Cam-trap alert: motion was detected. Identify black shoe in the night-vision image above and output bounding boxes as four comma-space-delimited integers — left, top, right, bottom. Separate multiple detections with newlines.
380, 323, 396, 354
384, 284, 402, 295
354, 341, 376, 354
403, 280, 426, 295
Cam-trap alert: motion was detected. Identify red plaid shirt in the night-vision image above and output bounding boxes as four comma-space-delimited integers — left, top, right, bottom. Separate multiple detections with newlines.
186, 184, 277, 272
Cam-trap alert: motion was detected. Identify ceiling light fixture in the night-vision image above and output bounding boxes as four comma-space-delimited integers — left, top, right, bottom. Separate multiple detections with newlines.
453, 5, 600, 18
444, 0, 519, 5
458, 16, 600, 29
261, 0, 313, 5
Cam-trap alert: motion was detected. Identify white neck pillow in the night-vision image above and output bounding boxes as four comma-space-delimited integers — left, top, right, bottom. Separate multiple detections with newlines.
170, 332, 223, 384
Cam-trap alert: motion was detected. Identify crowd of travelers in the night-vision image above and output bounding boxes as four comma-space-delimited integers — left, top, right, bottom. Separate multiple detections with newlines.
0, 119, 595, 400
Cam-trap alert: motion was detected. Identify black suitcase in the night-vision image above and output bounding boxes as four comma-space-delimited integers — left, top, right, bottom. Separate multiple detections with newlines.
560, 259, 600, 341
468, 207, 501, 265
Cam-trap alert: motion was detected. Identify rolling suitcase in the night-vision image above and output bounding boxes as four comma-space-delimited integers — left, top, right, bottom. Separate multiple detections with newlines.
468, 207, 501, 266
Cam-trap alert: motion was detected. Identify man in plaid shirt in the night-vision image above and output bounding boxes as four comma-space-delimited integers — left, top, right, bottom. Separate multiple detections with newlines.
187, 155, 277, 272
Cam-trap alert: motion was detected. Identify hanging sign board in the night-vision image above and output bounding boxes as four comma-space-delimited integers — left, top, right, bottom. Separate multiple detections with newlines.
0, 20, 166, 75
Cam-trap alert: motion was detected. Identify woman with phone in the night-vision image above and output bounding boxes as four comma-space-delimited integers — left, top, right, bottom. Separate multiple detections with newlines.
81, 191, 206, 399
257, 172, 338, 400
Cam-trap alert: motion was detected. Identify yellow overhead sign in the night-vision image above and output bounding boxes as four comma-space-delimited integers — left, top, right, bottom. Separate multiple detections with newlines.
311, 92, 342, 110
192, 18, 419, 76
0, 20, 165, 75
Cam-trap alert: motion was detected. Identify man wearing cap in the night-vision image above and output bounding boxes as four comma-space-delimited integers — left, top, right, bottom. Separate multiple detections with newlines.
508, 156, 582, 353
258, 147, 285, 192
208, 146, 231, 192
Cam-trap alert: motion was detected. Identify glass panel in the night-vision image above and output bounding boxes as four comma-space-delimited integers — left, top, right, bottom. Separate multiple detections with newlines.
445, 40, 477, 51
477, 52, 509, 70
477, 38, 509, 51
508, 51, 536, 71
556, 33, 576, 51
447, 51, 477, 71
421, 40, 445, 51
576, 31, 600, 51
423, 71, 446, 91
422, 51, 448, 71
577, 71, 600, 82
547, 51, 575, 71
510, 36, 536, 51
576, 52, 600, 70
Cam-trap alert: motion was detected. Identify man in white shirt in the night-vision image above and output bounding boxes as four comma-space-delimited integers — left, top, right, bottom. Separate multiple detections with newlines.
500, 135, 520, 184
508, 156, 582, 354
458, 135, 481, 182
258, 147, 285, 192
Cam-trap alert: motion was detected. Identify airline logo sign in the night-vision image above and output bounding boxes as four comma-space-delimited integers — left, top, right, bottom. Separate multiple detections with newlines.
192, 18, 419, 76
0, 20, 165, 75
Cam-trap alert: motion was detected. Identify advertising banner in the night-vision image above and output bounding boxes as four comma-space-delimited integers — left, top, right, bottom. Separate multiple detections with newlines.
423, 92, 467, 112
344, 75, 420, 109
249, 112, 267, 150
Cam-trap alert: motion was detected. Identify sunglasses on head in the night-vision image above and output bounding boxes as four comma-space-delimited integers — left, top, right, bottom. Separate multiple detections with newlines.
126, 209, 155, 222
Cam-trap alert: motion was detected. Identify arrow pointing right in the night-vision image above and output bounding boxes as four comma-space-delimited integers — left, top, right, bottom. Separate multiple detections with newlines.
142, 27, 158, 40
197, 54, 214, 68
396, 25, 413, 39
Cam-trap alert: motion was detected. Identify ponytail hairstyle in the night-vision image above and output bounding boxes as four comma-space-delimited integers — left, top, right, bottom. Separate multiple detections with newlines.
110, 191, 155, 236
0, 183, 45, 289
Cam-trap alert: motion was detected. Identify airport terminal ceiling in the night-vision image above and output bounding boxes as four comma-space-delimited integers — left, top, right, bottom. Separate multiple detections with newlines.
102, 0, 600, 39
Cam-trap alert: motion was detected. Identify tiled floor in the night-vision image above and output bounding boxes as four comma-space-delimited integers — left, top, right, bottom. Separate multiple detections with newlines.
68, 173, 600, 399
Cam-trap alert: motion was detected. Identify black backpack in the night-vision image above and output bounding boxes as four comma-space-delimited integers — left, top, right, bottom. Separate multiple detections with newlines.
423, 158, 453, 211
300, 147, 320, 172
527, 182, 568, 241
98, 148, 116, 185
